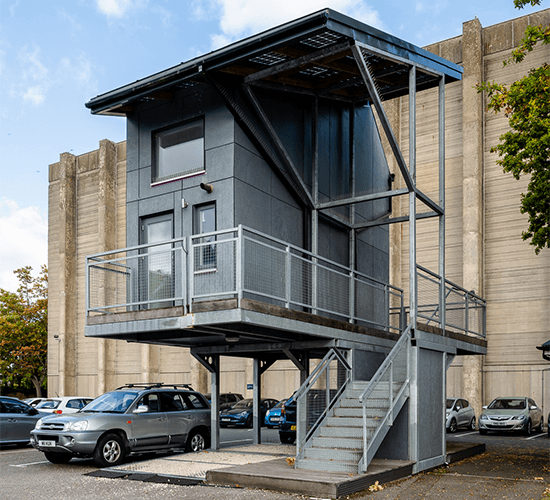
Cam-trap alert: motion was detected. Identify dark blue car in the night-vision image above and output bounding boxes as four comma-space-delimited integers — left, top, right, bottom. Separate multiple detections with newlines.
220, 398, 278, 428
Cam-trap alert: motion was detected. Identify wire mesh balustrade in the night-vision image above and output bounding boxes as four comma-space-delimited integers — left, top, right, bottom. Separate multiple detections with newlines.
416, 264, 486, 338
86, 225, 404, 333
86, 239, 187, 315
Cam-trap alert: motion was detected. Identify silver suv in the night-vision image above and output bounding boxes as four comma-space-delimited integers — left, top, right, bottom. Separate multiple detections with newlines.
30, 383, 211, 467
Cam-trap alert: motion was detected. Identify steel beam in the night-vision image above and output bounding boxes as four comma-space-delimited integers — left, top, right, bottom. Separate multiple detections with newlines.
244, 41, 351, 84
351, 44, 414, 192
206, 74, 312, 209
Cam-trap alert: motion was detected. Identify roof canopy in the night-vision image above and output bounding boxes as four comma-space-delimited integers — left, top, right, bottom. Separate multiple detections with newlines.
86, 8, 462, 116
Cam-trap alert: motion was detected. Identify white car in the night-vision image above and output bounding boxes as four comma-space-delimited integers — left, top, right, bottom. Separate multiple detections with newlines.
446, 398, 476, 433
23, 397, 49, 408
35, 397, 93, 415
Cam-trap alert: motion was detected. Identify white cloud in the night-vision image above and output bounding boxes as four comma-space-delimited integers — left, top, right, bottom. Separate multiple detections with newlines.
197, 0, 383, 49
96, 0, 134, 17
0, 198, 47, 293
22, 85, 45, 105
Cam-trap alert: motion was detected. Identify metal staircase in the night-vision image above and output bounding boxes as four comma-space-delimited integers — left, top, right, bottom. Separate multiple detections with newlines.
295, 325, 412, 474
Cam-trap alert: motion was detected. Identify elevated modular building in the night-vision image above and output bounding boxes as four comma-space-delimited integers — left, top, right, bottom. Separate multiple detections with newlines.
53, 9, 488, 475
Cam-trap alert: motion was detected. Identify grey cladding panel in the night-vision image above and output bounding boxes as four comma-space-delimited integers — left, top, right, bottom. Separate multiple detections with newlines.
271, 198, 303, 248
234, 180, 272, 234
234, 144, 272, 196
418, 348, 444, 462
139, 166, 183, 200
205, 143, 234, 183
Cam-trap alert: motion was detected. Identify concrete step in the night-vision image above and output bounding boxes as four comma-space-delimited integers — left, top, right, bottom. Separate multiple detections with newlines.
312, 436, 363, 449
296, 457, 359, 474
303, 446, 362, 462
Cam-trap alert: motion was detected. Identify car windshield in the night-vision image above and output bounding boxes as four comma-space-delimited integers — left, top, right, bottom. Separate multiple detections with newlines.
488, 398, 526, 410
232, 399, 253, 409
446, 399, 456, 410
82, 391, 137, 413
36, 400, 61, 409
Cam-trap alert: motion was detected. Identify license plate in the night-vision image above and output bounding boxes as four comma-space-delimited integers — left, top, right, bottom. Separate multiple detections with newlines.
222, 418, 231, 422
270, 417, 280, 422
39, 440, 56, 447
493, 421, 507, 426
291, 425, 296, 431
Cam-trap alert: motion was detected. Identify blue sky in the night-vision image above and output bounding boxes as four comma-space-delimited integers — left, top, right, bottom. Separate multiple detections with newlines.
0, 0, 545, 291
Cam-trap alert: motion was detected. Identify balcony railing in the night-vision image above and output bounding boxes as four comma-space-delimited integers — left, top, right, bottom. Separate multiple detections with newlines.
86, 225, 404, 333
86, 226, 486, 338
417, 264, 486, 339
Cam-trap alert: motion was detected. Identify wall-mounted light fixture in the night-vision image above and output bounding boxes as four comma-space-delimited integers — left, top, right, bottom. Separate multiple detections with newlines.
182, 198, 188, 209
225, 334, 240, 343
200, 182, 213, 194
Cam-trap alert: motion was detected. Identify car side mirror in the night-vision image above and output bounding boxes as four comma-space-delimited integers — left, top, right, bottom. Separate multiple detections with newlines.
482, 406, 488, 410
28, 408, 39, 416
530, 405, 538, 410
134, 405, 149, 414
456, 406, 461, 411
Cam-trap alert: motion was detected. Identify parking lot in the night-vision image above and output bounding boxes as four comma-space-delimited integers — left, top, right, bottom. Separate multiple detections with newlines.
1, 427, 549, 500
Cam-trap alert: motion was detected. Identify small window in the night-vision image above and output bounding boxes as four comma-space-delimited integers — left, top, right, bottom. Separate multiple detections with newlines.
187, 394, 207, 409
195, 204, 216, 271
153, 119, 204, 184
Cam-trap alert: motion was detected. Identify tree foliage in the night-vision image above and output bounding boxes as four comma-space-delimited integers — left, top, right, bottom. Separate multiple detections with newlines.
0, 266, 48, 396
477, 0, 550, 254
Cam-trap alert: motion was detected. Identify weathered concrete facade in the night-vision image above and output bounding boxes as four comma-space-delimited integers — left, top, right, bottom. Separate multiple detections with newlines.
389, 9, 550, 417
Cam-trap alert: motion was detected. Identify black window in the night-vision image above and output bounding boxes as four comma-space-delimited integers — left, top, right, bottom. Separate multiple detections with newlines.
1, 399, 29, 414
153, 119, 204, 184
186, 393, 207, 409
159, 392, 188, 412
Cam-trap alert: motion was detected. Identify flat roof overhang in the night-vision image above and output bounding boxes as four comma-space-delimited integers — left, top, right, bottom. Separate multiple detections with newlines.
85, 8, 463, 116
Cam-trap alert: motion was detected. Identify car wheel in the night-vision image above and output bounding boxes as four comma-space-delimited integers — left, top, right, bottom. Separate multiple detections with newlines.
44, 452, 73, 464
470, 417, 476, 431
537, 417, 544, 433
524, 419, 532, 436
93, 433, 126, 468
479, 429, 487, 435
186, 430, 207, 453
246, 415, 253, 428
448, 418, 457, 433
280, 434, 295, 444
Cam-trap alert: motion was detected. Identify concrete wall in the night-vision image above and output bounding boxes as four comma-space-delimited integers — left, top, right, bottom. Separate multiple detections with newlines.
389, 9, 550, 418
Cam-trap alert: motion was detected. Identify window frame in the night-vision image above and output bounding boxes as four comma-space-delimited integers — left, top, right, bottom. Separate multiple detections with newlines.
152, 117, 205, 186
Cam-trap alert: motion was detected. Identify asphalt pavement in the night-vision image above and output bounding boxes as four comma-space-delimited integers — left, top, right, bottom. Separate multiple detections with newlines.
347, 430, 550, 500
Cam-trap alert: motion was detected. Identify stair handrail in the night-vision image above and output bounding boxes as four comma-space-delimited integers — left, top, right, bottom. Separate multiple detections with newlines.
295, 347, 351, 461
359, 324, 412, 472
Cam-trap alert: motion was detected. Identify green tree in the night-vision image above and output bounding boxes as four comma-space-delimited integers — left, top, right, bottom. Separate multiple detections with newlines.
477, 0, 550, 254
0, 266, 48, 396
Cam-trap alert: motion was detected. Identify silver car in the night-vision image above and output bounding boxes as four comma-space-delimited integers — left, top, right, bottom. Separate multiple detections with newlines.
0, 396, 48, 445
446, 398, 476, 433
30, 383, 211, 467
479, 397, 544, 435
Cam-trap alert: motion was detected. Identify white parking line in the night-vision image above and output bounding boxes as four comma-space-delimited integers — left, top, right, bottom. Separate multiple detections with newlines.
10, 460, 50, 467
451, 431, 479, 438
526, 433, 547, 440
